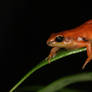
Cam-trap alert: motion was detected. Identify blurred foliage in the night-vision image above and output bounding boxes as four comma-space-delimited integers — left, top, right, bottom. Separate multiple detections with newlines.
9, 47, 92, 92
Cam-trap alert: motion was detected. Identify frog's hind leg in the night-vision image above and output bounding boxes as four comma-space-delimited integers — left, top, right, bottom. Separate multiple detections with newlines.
82, 54, 92, 69
82, 42, 92, 69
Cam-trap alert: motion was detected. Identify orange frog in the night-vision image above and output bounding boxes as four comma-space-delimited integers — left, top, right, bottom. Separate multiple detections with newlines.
47, 20, 92, 69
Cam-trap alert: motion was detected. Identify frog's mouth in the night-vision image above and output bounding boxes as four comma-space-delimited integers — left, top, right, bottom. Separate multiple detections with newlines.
47, 41, 76, 49
52, 43, 68, 47
47, 41, 67, 47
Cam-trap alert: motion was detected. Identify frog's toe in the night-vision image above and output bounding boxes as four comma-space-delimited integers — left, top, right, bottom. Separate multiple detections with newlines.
82, 56, 92, 69
47, 55, 52, 64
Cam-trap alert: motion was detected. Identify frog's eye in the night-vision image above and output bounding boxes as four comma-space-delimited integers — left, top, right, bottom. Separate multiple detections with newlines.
55, 36, 64, 42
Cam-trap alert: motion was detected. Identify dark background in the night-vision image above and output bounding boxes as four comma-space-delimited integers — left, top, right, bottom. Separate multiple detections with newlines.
1, 1, 92, 92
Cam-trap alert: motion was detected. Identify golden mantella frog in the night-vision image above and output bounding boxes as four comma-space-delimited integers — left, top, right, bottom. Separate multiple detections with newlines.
47, 20, 92, 69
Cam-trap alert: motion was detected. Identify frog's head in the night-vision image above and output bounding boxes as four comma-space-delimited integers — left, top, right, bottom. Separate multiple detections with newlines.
47, 32, 74, 48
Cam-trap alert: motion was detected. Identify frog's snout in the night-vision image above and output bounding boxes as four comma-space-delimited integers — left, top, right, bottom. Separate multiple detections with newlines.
47, 40, 56, 47
47, 41, 53, 46
47, 41, 52, 45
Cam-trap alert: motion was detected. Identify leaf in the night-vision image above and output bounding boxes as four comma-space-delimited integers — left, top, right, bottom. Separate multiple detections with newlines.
16, 86, 81, 92
9, 48, 86, 92
59, 88, 82, 92
16, 85, 44, 92
38, 72, 92, 92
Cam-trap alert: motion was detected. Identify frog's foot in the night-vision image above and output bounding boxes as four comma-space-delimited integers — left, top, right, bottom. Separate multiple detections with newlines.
47, 53, 56, 63
47, 47, 60, 64
82, 55, 92, 69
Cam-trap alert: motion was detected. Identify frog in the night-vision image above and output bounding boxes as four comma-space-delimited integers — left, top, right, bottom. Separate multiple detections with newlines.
47, 19, 92, 69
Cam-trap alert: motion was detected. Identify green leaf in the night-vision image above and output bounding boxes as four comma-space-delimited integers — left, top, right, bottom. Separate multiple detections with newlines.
9, 48, 86, 92
38, 72, 92, 92
59, 88, 82, 92
16, 85, 44, 92
16, 86, 81, 92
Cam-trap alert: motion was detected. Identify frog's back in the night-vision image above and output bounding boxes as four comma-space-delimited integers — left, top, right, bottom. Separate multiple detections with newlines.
59, 20, 92, 40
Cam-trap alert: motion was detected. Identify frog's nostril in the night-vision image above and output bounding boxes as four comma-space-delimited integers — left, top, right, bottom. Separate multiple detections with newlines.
47, 41, 51, 45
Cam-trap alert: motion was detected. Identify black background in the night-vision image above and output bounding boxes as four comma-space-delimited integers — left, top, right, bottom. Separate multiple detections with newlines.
1, 1, 92, 92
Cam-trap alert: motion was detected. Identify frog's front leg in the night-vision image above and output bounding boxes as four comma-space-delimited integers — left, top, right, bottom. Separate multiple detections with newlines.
48, 47, 60, 63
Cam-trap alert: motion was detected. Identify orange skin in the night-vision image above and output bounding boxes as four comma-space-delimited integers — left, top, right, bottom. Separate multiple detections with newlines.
47, 19, 92, 69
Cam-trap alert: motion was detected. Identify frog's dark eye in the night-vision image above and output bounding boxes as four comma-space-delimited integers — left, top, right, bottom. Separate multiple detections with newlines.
55, 36, 64, 42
